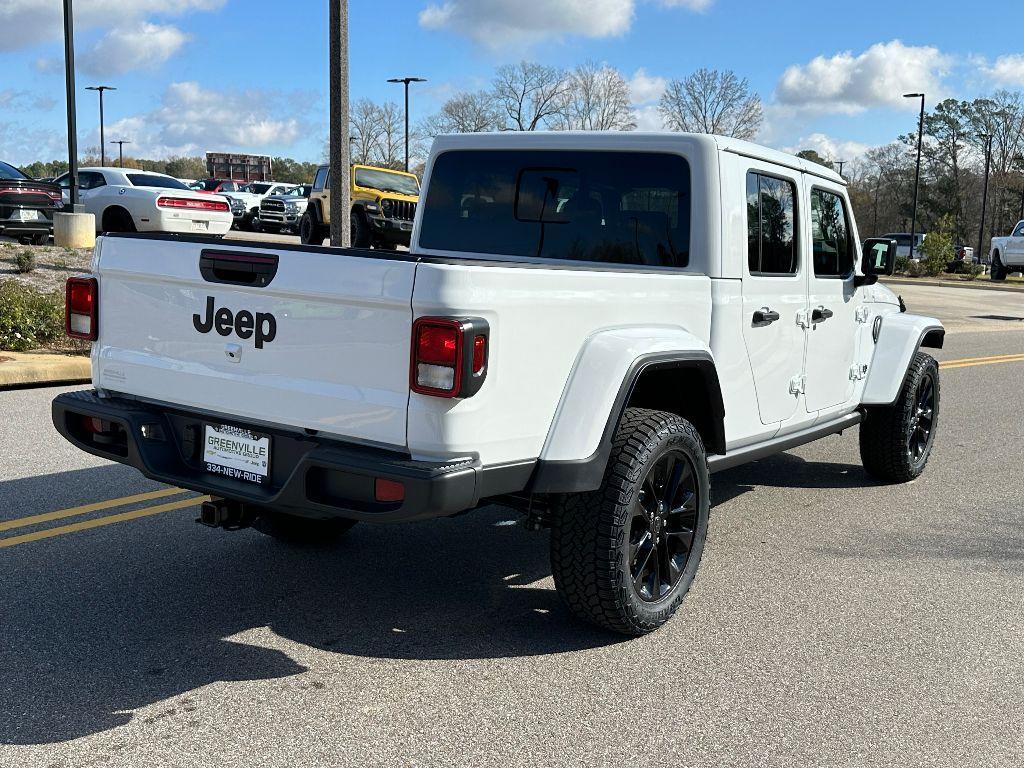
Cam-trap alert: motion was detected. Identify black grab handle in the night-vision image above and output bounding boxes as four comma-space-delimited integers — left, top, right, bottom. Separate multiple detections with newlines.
199, 249, 279, 287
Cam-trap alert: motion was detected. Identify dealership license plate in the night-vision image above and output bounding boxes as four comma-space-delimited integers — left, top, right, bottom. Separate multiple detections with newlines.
15, 209, 40, 221
203, 424, 271, 485
191, 220, 209, 231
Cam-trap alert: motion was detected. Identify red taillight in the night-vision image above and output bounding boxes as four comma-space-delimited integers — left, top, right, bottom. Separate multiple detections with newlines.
472, 335, 486, 374
157, 196, 229, 212
374, 478, 406, 503
410, 317, 490, 399
411, 318, 463, 397
65, 277, 98, 340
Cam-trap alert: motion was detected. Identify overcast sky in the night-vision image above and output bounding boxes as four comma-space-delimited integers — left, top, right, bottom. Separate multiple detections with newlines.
1, 0, 1023, 166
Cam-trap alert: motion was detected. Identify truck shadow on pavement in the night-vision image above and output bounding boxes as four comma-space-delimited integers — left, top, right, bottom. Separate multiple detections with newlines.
0, 453, 880, 745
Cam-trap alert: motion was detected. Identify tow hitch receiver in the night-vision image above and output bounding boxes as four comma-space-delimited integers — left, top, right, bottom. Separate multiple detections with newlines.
197, 497, 255, 530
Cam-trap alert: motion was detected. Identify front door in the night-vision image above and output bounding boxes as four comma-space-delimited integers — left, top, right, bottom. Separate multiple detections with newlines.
1007, 221, 1024, 266
804, 185, 862, 413
741, 168, 807, 426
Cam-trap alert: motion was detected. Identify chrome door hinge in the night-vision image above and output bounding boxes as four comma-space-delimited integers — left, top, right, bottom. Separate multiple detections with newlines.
855, 306, 870, 323
796, 309, 811, 329
789, 375, 806, 395
849, 364, 868, 380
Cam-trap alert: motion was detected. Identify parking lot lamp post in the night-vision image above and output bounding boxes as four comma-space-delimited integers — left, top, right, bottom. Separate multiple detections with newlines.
904, 92, 925, 260
329, 0, 351, 248
111, 139, 130, 167
85, 85, 115, 166
387, 77, 427, 172
62, 0, 80, 210
977, 134, 992, 261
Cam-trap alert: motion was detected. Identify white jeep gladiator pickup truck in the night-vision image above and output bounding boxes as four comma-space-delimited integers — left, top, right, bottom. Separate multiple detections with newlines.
989, 220, 1024, 280
53, 133, 944, 636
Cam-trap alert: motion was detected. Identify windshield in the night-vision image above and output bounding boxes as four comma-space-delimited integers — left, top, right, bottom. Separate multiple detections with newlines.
419, 150, 691, 267
126, 173, 189, 190
0, 161, 28, 181
250, 183, 274, 194
354, 168, 419, 196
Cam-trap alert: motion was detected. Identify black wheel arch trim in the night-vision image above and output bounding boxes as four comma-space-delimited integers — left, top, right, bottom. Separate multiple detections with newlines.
528, 351, 725, 494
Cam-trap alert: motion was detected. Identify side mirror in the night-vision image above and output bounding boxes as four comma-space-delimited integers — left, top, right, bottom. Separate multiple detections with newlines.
856, 237, 896, 286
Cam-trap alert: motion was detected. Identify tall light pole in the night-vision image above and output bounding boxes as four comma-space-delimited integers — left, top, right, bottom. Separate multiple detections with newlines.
111, 139, 130, 167
62, 0, 80, 210
85, 85, 115, 166
328, 0, 351, 247
977, 134, 992, 261
387, 77, 426, 172
904, 92, 925, 260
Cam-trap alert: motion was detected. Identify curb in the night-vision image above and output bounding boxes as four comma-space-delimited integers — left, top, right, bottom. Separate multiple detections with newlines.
0, 351, 91, 389
881, 277, 1024, 294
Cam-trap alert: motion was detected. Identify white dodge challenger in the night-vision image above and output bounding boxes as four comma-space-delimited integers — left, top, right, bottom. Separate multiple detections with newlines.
53, 167, 233, 236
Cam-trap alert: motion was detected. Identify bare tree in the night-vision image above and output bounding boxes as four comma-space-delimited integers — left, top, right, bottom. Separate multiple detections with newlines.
658, 68, 762, 139
349, 98, 382, 165
493, 60, 570, 131
375, 101, 404, 169
422, 90, 503, 136
554, 62, 636, 131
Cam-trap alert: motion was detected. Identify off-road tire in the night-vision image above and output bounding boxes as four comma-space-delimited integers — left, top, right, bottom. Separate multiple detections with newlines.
550, 408, 710, 636
351, 211, 371, 248
991, 251, 1007, 281
859, 351, 940, 483
299, 211, 325, 246
30, 232, 49, 245
252, 510, 356, 545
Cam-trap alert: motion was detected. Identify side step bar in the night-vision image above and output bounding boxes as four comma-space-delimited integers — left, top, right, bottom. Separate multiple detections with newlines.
707, 411, 863, 473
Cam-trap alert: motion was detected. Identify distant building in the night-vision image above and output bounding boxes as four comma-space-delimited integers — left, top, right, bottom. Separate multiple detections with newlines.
205, 152, 272, 182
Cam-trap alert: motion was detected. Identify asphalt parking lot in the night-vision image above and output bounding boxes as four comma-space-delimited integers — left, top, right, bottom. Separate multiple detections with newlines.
1, 282, 1022, 767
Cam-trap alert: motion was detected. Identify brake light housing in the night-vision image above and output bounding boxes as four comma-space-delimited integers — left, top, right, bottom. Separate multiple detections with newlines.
157, 196, 230, 212
65, 277, 98, 340
410, 316, 489, 398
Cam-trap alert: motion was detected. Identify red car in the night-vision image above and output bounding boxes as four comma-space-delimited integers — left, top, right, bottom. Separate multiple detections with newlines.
189, 178, 244, 194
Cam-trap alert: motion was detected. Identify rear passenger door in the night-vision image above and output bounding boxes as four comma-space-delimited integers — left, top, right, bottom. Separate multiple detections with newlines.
741, 167, 807, 426
803, 185, 862, 413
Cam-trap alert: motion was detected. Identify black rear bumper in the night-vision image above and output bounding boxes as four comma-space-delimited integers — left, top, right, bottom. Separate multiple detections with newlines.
51, 390, 502, 523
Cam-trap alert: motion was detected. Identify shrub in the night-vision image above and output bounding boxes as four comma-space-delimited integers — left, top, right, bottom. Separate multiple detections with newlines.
963, 263, 984, 281
917, 216, 955, 277
13, 249, 36, 273
0, 279, 65, 352
905, 260, 925, 277
894, 255, 910, 274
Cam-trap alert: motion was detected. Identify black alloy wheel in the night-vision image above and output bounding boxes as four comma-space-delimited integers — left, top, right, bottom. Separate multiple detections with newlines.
630, 450, 699, 602
908, 370, 935, 466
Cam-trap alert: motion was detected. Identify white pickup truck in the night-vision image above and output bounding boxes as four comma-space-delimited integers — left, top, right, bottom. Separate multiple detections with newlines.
53, 133, 944, 636
989, 220, 1024, 280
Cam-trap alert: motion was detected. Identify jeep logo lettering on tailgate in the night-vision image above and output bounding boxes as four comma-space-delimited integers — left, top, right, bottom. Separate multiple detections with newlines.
193, 296, 277, 349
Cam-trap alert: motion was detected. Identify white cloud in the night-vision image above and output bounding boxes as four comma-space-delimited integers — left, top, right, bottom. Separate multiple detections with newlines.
0, 0, 223, 52
634, 105, 663, 131
783, 133, 871, 163
628, 68, 667, 105
0, 90, 56, 112
103, 81, 314, 158
79, 22, 189, 77
983, 54, 1024, 86
418, 0, 713, 48
775, 40, 951, 115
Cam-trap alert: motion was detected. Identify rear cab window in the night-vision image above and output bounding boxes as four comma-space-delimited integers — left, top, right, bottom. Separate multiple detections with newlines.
419, 150, 691, 268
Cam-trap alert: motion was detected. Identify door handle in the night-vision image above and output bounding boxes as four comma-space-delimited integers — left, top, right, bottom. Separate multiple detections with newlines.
812, 306, 834, 323
752, 307, 781, 327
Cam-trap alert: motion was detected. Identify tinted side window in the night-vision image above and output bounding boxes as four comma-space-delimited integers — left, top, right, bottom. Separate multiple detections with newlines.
811, 189, 853, 277
82, 172, 107, 190
1013, 222, 1024, 237
420, 150, 691, 268
746, 171, 798, 275
313, 167, 329, 191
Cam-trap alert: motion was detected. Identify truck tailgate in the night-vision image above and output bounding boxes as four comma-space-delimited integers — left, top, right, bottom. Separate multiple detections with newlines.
92, 235, 415, 449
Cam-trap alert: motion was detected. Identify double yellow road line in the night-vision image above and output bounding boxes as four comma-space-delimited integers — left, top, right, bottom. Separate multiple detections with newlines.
0, 488, 208, 549
939, 353, 1024, 370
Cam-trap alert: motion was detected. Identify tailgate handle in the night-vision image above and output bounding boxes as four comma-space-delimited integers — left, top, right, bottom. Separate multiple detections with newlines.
199, 249, 279, 287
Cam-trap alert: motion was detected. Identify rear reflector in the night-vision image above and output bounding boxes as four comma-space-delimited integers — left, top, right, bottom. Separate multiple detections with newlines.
157, 196, 230, 212
472, 335, 487, 374
374, 478, 405, 503
65, 277, 98, 340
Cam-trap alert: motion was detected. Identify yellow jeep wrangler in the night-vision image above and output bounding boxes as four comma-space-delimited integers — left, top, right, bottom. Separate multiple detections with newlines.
300, 163, 420, 249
